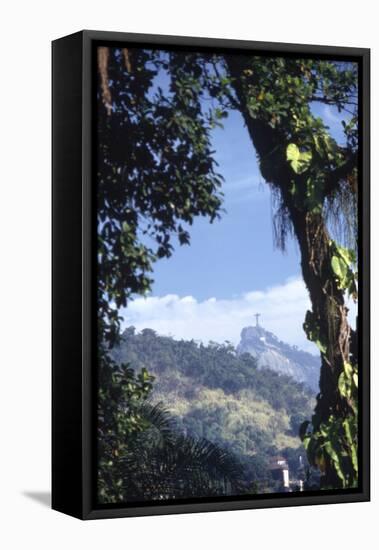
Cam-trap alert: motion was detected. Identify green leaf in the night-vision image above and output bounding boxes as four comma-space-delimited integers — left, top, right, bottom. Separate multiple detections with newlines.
323, 134, 338, 159
315, 339, 327, 354
331, 255, 348, 280
343, 362, 353, 377
338, 372, 349, 398
313, 135, 323, 155
336, 245, 356, 267
343, 418, 353, 446
351, 444, 358, 474
343, 418, 358, 474
286, 143, 313, 174
324, 441, 345, 484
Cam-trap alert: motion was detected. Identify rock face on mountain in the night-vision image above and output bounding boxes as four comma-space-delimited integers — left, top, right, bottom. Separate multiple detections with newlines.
110, 327, 315, 475
237, 325, 320, 394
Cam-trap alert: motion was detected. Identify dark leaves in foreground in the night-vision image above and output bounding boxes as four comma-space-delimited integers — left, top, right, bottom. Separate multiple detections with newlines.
99, 401, 247, 503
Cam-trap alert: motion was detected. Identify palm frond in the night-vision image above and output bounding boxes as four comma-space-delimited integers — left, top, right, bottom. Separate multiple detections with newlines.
116, 403, 246, 501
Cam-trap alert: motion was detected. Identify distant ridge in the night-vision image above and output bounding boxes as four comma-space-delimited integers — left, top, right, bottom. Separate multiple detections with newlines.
110, 326, 315, 479
237, 324, 320, 393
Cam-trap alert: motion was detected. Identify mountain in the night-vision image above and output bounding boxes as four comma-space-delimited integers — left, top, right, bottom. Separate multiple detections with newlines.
237, 324, 320, 393
110, 327, 316, 490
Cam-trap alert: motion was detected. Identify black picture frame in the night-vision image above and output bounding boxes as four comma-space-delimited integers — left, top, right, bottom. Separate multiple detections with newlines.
52, 30, 370, 520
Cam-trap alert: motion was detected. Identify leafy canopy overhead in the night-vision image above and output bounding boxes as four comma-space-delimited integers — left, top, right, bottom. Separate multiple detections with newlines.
97, 48, 224, 345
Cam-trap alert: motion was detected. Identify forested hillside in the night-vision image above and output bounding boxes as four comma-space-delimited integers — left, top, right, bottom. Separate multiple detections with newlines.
111, 327, 316, 490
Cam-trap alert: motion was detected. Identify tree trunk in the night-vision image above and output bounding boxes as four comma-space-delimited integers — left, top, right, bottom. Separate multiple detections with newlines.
226, 57, 355, 487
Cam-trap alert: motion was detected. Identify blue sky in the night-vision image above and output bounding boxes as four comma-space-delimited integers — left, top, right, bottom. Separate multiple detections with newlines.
149, 108, 300, 300
121, 66, 355, 352
144, 93, 350, 301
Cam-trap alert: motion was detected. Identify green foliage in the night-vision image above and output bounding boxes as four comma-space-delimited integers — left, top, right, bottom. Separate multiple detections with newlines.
96, 50, 359, 496
301, 401, 358, 489
222, 56, 358, 489
301, 291, 358, 489
112, 329, 315, 491
97, 350, 247, 503
303, 310, 327, 354
224, 57, 358, 224
97, 351, 155, 502
330, 240, 358, 300
286, 143, 312, 174
300, 327, 358, 489
121, 407, 247, 502
338, 362, 359, 414
97, 49, 224, 345
96, 49, 226, 502
98, 396, 247, 504
114, 329, 314, 413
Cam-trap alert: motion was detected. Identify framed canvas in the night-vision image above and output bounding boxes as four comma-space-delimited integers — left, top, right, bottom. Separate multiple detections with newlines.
52, 30, 370, 520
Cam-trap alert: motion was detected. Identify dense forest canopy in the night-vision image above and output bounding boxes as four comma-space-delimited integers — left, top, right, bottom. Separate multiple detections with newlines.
112, 327, 313, 412
111, 328, 316, 488
96, 46, 359, 502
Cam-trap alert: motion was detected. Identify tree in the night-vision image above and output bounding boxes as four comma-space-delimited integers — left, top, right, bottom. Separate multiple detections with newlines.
97, 47, 223, 345
113, 323, 314, 491
97, 353, 155, 502
221, 55, 358, 488
153, 50, 359, 488
97, 48, 359, 490
117, 402, 247, 501
96, 47, 225, 501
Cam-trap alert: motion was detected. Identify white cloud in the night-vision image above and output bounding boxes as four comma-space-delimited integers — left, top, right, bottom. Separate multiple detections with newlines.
121, 277, 358, 354
120, 277, 323, 354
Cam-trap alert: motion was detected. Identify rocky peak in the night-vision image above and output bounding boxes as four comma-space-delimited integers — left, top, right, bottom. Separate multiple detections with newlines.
237, 324, 320, 394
